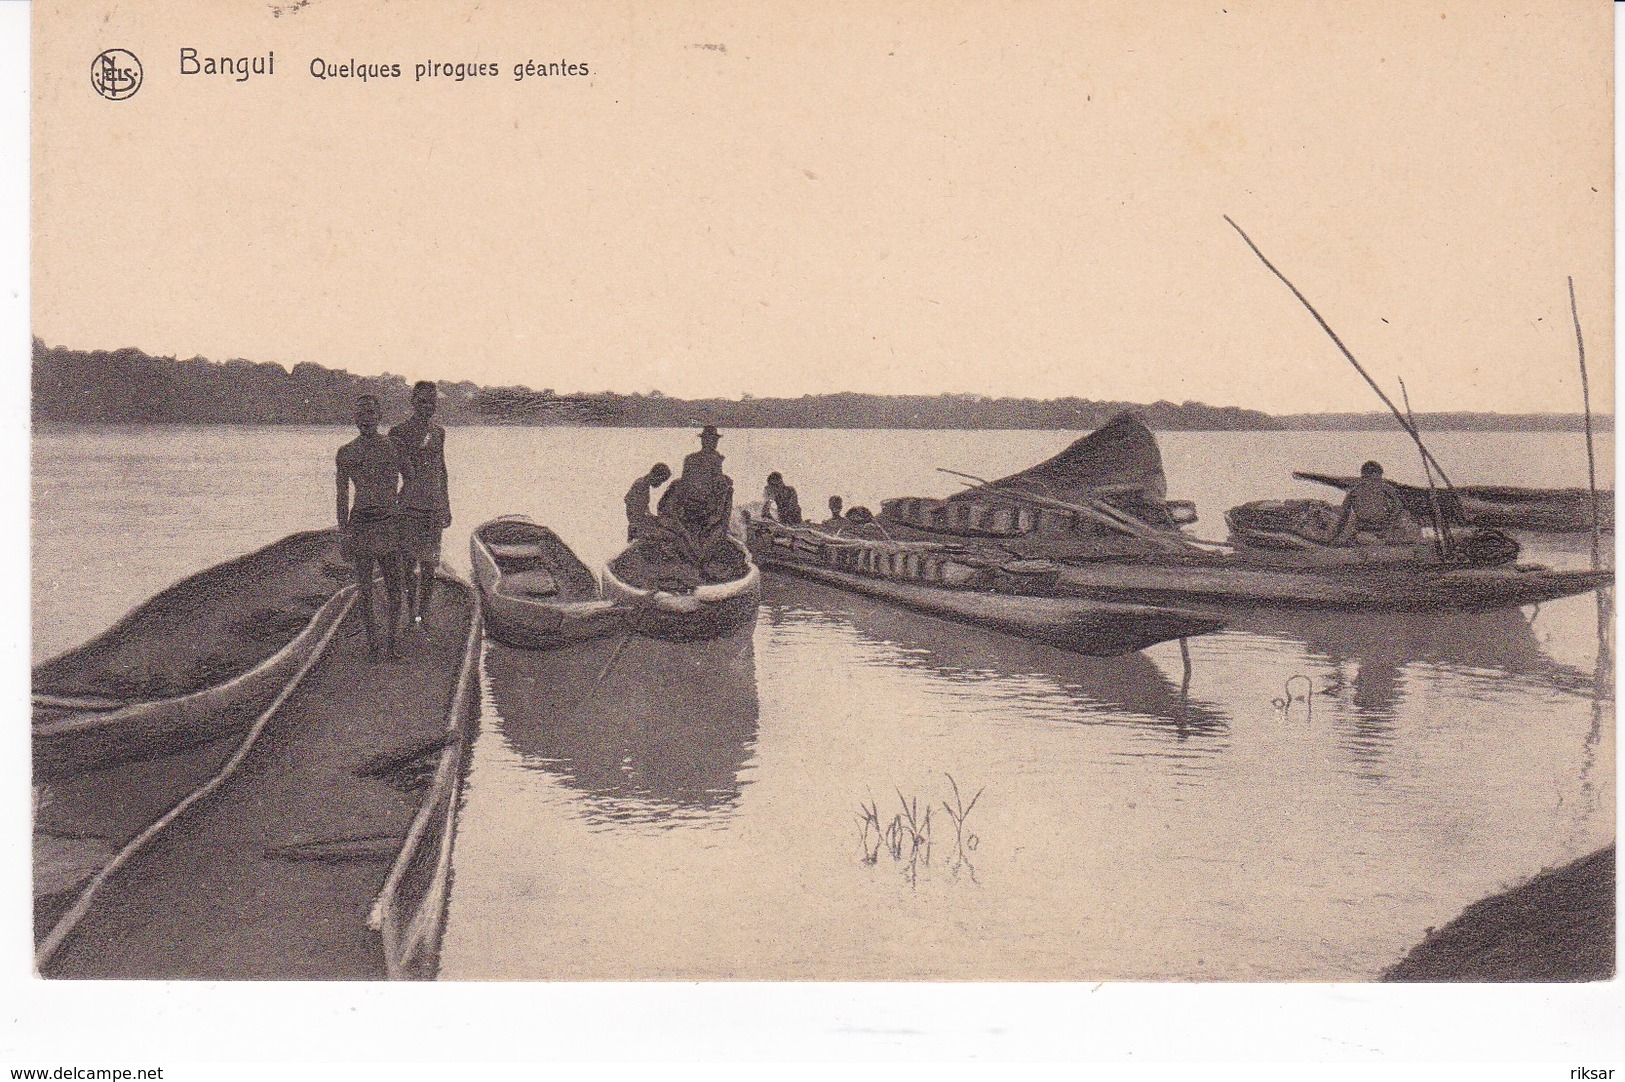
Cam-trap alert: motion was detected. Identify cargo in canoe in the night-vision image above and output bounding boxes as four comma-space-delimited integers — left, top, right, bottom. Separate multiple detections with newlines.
33, 529, 355, 777
878, 413, 1200, 561
603, 536, 761, 641
470, 516, 623, 649
748, 519, 1223, 655
1294, 471, 1615, 534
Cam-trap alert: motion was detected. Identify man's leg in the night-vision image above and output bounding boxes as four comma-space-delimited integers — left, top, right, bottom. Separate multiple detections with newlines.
416, 560, 438, 623
355, 553, 380, 657
380, 553, 404, 658
402, 557, 421, 624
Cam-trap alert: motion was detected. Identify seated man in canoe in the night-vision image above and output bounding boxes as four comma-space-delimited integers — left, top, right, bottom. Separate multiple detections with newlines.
389, 380, 453, 631
1333, 461, 1424, 546
336, 394, 405, 660
763, 472, 803, 525
624, 462, 672, 541
650, 426, 738, 582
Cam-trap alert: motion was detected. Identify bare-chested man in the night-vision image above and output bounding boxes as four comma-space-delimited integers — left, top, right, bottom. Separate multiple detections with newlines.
389, 380, 452, 630
336, 394, 405, 659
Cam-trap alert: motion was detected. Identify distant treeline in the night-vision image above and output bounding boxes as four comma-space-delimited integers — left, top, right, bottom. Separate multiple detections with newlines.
31, 341, 1611, 431
1277, 411, 1612, 433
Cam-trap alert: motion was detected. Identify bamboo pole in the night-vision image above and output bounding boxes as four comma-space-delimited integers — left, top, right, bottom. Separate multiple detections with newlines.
1399, 378, 1454, 558
1224, 215, 1456, 490
1568, 277, 1602, 572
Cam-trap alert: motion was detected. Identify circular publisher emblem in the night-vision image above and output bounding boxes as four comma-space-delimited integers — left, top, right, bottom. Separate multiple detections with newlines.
91, 49, 143, 100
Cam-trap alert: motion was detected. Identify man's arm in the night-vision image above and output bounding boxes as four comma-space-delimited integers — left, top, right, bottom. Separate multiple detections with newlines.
1332, 491, 1356, 543
437, 428, 451, 527
335, 455, 352, 531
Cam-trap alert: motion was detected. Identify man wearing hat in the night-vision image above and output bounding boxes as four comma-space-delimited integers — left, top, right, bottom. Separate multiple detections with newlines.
658, 425, 734, 565
683, 424, 725, 480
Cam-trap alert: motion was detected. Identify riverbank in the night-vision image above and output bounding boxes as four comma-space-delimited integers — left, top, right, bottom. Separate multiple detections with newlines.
1383, 845, 1615, 982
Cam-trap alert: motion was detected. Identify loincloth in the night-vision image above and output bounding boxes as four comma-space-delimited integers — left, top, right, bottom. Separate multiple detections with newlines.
397, 507, 444, 561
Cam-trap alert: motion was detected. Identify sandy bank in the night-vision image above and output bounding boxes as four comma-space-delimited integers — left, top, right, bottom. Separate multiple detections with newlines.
1383, 845, 1615, 982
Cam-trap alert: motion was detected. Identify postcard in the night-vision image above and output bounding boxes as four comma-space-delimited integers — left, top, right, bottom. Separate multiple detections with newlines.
16, 0, 1620, 1066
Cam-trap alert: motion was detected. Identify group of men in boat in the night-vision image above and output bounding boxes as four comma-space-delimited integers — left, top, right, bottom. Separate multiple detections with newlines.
623, 428, 879, 579
622, 425, 742, 585
335, 384, 453, 660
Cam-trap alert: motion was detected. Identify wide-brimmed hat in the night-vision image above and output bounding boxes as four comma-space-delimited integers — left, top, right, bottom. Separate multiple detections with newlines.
699, 425, 721, 440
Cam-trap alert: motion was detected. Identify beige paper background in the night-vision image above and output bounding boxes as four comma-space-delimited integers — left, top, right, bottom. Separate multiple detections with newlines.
32, 0, 1614, 415
17, 0, 1622, 1064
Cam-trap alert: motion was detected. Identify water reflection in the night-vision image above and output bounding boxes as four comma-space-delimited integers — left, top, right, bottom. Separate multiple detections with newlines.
484, 624, 761, 826
1228, 606, 1605, 780
1231, 607, 1595, 703
759, 575, 1227, 737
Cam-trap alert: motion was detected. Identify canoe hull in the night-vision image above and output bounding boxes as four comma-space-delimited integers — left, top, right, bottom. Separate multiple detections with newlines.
759, 555, 1222, 655
470, 518, 624, 650
1294, 472, 1615, 534
603, 539, 762, 642
33, 531, 353, 778
1050, 560, 1612, 613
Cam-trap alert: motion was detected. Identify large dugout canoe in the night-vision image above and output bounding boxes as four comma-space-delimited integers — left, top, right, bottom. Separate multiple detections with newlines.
470, 516, 623, 649
1048, 557, 1611, 612
603, 537, 761, 641
1294, 471, 1615, 534
750, 515, 1608, 615
759, 555, 1223, 656
749, 519, 1223, 655
33, 529, 354, 777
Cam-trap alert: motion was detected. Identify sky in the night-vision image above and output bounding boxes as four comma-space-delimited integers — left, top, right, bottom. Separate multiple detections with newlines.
32, 0, 1614, 414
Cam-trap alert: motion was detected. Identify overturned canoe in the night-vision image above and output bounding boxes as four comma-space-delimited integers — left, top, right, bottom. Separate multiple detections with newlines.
1295, 471, 1615, 534
749, 519, 1223, 655
33, 529, 354, 778
470, 516, 623, 649
603, 536, 761, 641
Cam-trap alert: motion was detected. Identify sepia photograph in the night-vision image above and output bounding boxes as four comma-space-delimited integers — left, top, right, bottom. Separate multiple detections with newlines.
14, 0, 1620, 1066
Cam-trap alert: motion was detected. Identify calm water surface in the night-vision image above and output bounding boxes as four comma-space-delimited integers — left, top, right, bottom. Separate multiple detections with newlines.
32, 425, 1616, 979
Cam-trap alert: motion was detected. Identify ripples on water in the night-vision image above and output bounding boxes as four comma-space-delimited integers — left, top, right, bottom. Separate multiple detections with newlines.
31, 425, 1615, 979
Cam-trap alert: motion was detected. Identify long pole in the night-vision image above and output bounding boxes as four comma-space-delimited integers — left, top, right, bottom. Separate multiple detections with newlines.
1400, 378, 1453, 558
1568, 276, 1602, 572
1224, 216, 1456, 489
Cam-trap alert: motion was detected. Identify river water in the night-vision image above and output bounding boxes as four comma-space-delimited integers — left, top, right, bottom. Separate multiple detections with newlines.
31, 425, 1615, 979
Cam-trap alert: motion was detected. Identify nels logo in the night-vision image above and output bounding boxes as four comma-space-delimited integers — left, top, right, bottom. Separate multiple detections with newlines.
91, 49, 143, 100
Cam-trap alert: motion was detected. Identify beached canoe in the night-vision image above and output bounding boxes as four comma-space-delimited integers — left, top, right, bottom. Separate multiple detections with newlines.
33, 529, 355, 778
1294, 471, 1615, 534
603, 537, 761, 641
470, 516, 623, 649
749, 520, 1223, 655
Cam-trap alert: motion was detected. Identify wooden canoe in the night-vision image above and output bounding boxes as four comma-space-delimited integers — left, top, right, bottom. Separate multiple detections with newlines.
1294, 471, 1615, 534
758, 553, 1223, 655
470, 516, 623, 649
33, 529, 354, 778
1049, 557, 1611, 612
603, 537, 761, 641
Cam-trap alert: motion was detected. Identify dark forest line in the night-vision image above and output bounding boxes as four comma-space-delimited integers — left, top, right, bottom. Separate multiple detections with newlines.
31, 341, 1611, 431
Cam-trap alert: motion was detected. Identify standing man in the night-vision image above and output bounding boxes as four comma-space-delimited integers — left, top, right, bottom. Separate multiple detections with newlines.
336, 394, 405, 660
625, 462, 672, 540
390, 380, 452, 630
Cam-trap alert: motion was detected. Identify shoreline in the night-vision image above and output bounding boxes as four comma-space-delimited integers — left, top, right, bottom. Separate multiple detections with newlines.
1383, 845, 1615, 982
